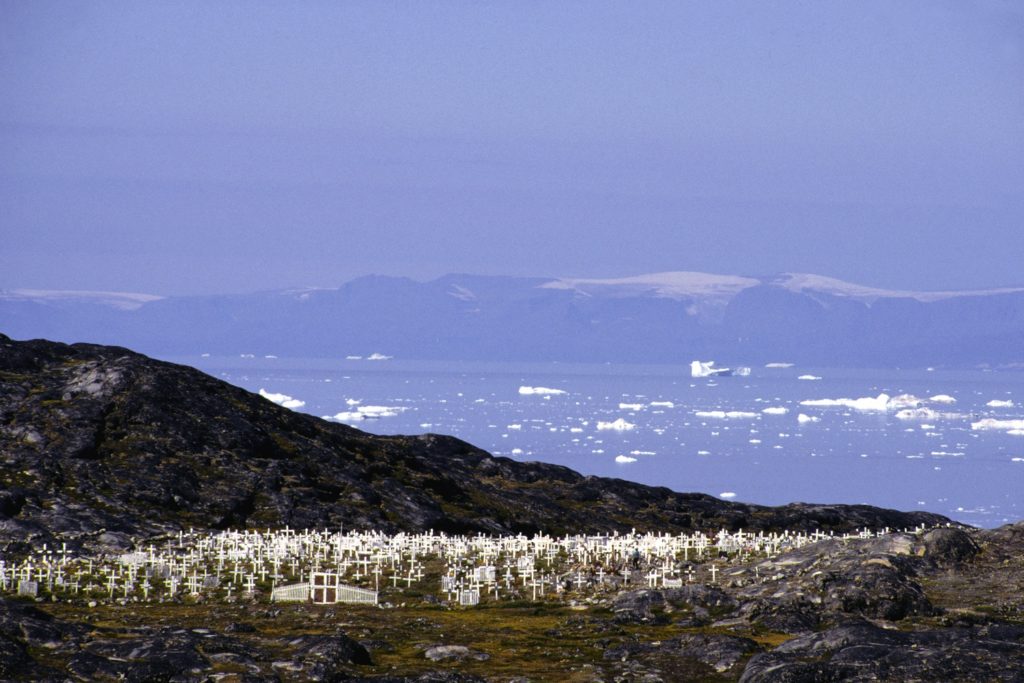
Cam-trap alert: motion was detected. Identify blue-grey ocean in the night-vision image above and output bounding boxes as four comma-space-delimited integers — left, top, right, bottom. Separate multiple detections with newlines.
178, 356, 1023, 529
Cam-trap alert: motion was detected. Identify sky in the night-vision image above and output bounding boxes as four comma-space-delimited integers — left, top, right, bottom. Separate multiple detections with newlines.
2, 1, 1023, 295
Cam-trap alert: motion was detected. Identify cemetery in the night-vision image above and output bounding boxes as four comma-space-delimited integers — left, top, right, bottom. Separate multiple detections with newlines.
0, 525, 925, 608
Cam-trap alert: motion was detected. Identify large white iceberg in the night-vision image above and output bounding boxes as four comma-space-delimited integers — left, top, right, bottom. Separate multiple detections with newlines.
691, 360, 732, 378
971, 418, 1024, 432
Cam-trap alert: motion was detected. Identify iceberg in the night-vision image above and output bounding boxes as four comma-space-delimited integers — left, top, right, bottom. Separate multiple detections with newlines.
761, 406, 789, 415
895, 407, 941, 421
694, 410, 759, 419
690, 360, 732, 378
801, 393, 891, 411
323, 405, 408, 422
519, 386, 567, 396
614, 455, 637, 463
596, 418, 636, 431
971, 418, 1024, 432
259, 389, 306, 410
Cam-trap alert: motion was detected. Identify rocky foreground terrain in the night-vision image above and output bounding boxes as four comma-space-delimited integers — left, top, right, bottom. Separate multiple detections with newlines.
1, 334, 1022, 681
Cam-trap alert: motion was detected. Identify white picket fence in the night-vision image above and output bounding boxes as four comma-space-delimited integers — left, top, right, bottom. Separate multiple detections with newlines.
336, 584, 378, 605
271, 580, 377, 604
270, 582, 310, 602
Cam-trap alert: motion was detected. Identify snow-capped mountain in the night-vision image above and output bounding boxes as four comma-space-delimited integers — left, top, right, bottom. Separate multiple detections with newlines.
2, 272, 1022, 367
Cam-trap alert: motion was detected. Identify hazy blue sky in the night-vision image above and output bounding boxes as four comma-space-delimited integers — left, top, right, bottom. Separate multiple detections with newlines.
2, 1, 1022, 295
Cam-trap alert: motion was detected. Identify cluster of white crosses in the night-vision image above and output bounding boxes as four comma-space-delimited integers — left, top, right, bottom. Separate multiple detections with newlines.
0, 525, 924, 606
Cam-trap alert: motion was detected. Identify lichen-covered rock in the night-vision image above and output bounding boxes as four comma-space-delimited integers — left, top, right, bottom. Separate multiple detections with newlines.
739, 619, 1024, 683
917, 527, 981, 564
423, 644, 489, 662
612, 589, 667, 624
605, 632, 760, 673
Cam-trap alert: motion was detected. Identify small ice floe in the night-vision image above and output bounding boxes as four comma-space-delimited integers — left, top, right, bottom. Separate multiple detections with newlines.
507, 424, 522, 430
649, 401, 675, 408
629, 450, 656, 456
259, 389, 306, 410
719, 491, 737, 499
797, 413, 820, 424
615, 455, 637, 463
264, 355, 278, 359
367, 353, 393, 361
930, 394, 957, 404
511, 448, 524, 455
240, 353, 255, 358
895, 407, 941, 421
345, 355, 363, 360
761, 406, 789, 415
324, 405, 408, 422
765, 362, 794, 368
797, 374, 822, 381
518, 386, 567, 396
801, 394, 891, 411
697, 450, 711, 455
596, 418, 636, 431
619, 403, 645, 411
419, 423, 433, 428
986, 399, 1015, 408
694, 410, 758, 419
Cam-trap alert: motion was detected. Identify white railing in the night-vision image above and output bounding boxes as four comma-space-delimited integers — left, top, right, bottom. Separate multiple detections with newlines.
271, 582, 309, 602
336, 584, 378, 605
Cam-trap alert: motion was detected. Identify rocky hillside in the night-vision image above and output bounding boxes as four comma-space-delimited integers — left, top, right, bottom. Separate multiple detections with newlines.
0, 334, 948, 549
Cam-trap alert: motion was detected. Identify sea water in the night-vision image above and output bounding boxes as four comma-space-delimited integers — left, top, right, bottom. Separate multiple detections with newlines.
175, 355, 1023, 529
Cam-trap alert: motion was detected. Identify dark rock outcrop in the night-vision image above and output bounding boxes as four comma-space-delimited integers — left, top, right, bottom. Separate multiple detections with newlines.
605, 632, 761, 674
739, 619, 1024, 683
0, 333, 949, 548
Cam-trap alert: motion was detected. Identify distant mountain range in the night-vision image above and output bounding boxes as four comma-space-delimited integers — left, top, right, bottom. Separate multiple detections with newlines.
3, 271, 1023, 367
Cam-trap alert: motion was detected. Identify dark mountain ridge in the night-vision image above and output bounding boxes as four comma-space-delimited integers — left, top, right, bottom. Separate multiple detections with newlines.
0, 333, 948, 550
